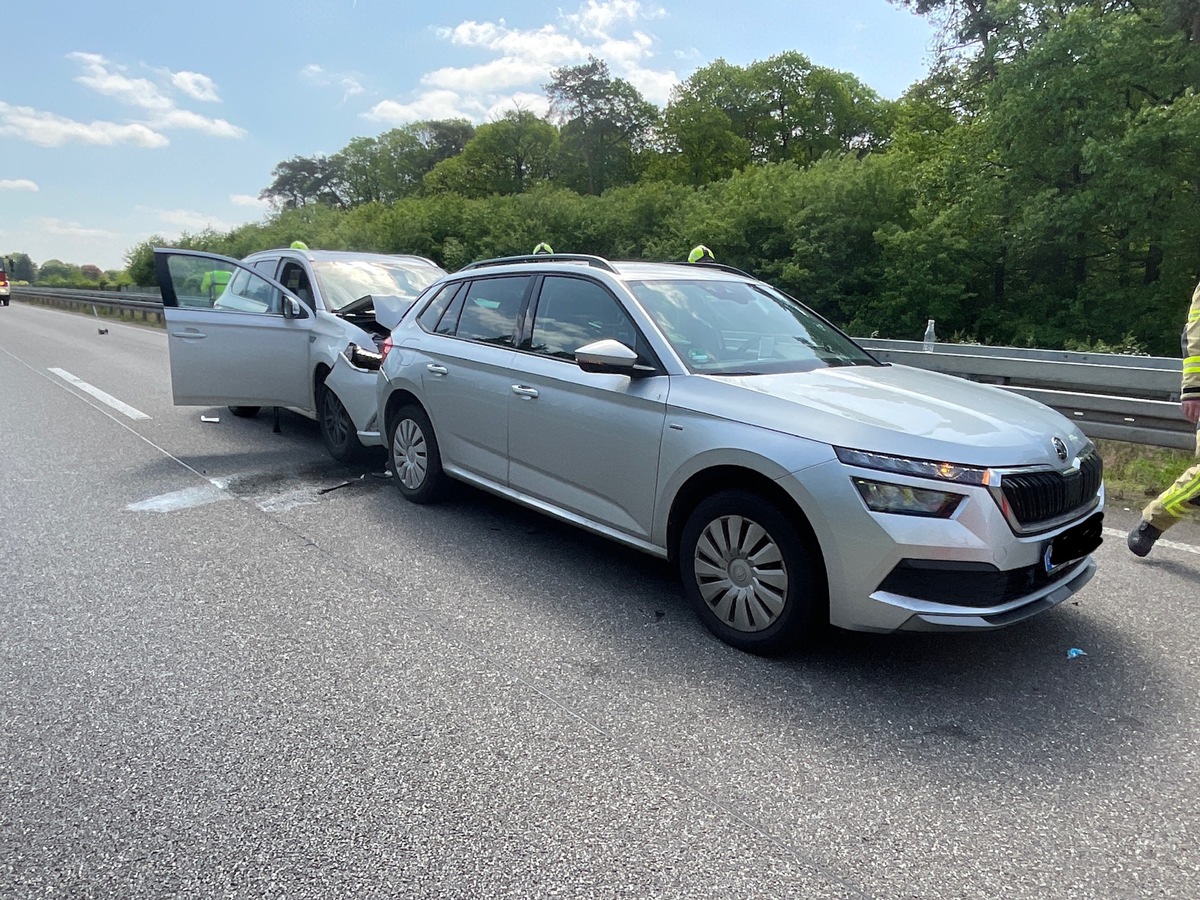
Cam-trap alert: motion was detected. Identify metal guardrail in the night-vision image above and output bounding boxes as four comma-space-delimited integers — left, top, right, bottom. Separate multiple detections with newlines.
858, 339, 1192, 452
9, 286, 1193, 450
11, 285, 164, 324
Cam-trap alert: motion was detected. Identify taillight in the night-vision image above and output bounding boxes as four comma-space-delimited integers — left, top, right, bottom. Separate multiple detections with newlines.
380, 335, 394, 362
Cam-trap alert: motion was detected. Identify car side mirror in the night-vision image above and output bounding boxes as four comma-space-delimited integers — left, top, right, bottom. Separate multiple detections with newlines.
282, 294, 308, 319
576, 338, 656, 377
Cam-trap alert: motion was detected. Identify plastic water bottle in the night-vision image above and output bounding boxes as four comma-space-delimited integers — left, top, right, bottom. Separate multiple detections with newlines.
923, 319, 936, 352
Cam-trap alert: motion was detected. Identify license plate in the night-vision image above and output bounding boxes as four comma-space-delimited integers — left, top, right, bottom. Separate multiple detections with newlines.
1045, 512, 1104, 571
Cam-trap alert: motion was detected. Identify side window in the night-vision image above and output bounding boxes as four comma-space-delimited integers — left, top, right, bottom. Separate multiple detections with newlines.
452, 276, 531, 346
417, 282, 463, 333
278, 262, 314, 308
213, 266, 283, 315
163, 255, 236, 308
528, 276, 638, 360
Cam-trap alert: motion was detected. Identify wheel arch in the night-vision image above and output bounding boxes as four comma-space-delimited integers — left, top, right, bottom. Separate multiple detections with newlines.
382, 388, 426, 439
666, 466, 826, 577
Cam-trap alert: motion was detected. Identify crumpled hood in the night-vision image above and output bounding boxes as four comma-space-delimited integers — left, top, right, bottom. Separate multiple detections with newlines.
668, 363, 1092, 469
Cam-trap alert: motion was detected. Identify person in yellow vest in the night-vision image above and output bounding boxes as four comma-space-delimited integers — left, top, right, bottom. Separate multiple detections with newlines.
687, 244, 715, 264
291, 240, 309, 250
199, 269, 231, 303
1128, 279, 1200, 555
532, 241, 553, 254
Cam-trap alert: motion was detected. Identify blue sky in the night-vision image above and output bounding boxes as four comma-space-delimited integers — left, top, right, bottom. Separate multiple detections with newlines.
1, 1, 937, 272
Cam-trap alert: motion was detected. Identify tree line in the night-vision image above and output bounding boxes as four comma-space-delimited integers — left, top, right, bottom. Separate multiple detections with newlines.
106, 1, 1200, 355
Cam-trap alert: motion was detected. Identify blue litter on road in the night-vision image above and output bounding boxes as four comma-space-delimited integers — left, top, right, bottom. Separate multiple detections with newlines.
1067, 648, 1087, 659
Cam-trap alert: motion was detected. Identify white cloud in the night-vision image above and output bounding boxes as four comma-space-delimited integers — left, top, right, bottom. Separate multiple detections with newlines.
484, 93, 551, 120
0, 101, 169, 148
171, 71, 221, 102
230, 193, 269, 209
156, 208, 235, 232
300, 64, 366, 100
365, 91, 487, 125
423, 57, 552, 93
69, 52, 173, 111
32, 216, 118, 241
0, 179, 39, 192
372, 1, 678, 127
0, 53, 245, 149
150, 108, 246, 139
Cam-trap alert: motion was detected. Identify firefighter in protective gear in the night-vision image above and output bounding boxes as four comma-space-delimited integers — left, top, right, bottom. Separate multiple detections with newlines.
1128, 279, 1200, 555
687, 244, 714, 264
532, 242, 553, 254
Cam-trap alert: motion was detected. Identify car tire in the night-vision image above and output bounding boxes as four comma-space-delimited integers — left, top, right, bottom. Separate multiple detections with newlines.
389, 404, 446, 504
228, 406, 260, 418
318, 382, 367, 464
679, 489, 826, 655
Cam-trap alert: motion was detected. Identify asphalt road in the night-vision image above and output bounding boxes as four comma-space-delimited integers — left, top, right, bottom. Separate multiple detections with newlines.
1, 302, 1197, 899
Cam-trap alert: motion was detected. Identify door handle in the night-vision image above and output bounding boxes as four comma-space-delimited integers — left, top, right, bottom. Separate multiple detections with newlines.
511, 385, 539, 399
170, 330, 206, 339
426, 364, 448, 376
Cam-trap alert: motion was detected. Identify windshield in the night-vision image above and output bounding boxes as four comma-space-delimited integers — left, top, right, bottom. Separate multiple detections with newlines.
627, 278, 877, 375
312, 259, 443, 312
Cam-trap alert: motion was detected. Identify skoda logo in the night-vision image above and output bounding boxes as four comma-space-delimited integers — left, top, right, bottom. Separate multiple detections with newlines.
1052, 437, 1068, 462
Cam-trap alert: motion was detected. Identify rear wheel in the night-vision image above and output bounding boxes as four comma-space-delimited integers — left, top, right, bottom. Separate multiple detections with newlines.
318, 382, 367, 463
228, 406, 260, 418
679, 489, 826, 655
388, 404, 446, 504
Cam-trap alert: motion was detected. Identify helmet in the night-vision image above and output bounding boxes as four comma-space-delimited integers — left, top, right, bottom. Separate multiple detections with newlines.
532, 242, 554, 255
687, 244, 714, 264
290, 240, 309, 250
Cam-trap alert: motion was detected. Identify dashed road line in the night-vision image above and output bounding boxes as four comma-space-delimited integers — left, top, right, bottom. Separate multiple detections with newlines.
48, 367, 151, 420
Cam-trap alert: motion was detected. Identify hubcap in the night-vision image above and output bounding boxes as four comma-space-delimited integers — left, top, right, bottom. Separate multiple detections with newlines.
694, 514, 787, 633
393, 418, 428, 490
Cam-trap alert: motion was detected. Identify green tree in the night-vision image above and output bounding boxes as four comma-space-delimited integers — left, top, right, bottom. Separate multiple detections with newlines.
259, 154, 348, 209
4, 252, 36, 282
424, 110, 558, 197
545, 56, 659, 194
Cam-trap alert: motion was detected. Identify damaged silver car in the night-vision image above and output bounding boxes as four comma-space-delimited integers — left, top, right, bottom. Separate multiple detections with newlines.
154, 247, 445, 461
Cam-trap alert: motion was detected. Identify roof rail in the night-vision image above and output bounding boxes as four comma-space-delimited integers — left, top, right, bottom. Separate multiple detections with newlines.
458, 253, 618, 273
687, 261, 755, 278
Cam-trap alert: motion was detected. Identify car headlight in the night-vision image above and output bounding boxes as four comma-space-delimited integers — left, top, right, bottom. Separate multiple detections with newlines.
834, 446, 990, 485
852, 478, 964, 518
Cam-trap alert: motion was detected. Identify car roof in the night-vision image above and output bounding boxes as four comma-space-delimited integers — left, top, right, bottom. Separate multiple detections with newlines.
453, 254, 756, 282
246, 248, 442, 268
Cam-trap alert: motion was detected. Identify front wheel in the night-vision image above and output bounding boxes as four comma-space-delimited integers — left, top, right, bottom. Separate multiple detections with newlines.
388, 404, 446, 504
318, 382, 367, 464
679, 490, 826, 655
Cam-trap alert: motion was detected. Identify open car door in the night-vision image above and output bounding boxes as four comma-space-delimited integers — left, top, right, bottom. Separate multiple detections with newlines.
155, 248, 313, 410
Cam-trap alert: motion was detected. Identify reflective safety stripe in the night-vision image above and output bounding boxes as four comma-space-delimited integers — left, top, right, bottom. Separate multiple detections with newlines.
1160, 467, 1200, 517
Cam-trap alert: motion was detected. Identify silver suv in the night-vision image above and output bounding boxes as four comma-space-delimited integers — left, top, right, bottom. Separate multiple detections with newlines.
373, 254, 1104, 653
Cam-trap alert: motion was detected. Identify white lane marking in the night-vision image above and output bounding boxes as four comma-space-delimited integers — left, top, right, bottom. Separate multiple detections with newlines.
126, 484, 229, 512
1102, 526, 1200, 555
48, 368, 151, 420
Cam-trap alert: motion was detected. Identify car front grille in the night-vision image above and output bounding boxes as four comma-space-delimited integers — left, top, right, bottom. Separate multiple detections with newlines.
999, 450, 1103, 532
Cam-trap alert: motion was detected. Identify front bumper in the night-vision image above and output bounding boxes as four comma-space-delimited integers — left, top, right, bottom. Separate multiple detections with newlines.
784, 458, 1104, 634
